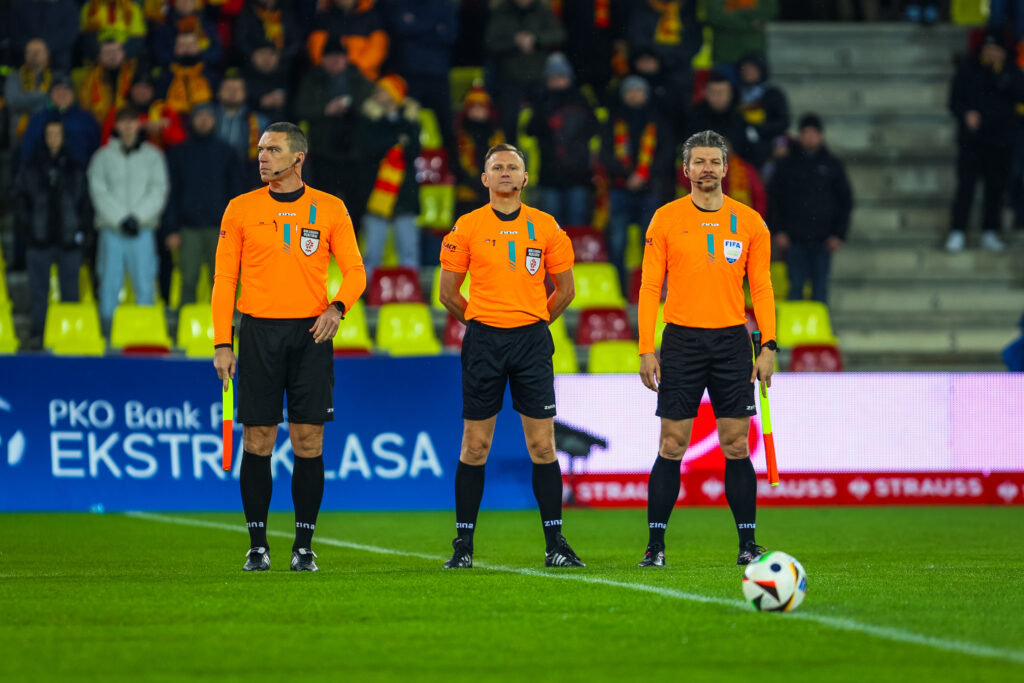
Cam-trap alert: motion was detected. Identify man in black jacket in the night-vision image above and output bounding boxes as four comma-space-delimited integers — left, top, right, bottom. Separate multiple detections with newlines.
769, 113, 853, 304
164, 103, 243, 305
684, 72, 755, 163
14, 118, 90, 343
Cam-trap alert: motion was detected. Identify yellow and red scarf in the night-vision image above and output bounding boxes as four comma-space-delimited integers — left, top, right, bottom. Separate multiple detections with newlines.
550, 0, 610, 27
16, 67, 52, 139
82, 0, 142, 35
82, 61, 135, 122
165, 62, 213, 113
247, 112, 261, 161
367, 145, 406, 218
613, 120, 657, 180
649, 0, 682, 45
255, 7, 285, 51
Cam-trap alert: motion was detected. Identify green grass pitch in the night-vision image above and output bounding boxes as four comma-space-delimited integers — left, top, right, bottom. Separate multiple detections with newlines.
1, 507, 1022, 682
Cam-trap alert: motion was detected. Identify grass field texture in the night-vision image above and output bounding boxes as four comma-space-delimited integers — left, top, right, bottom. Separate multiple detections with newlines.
1, 507, 1022, 682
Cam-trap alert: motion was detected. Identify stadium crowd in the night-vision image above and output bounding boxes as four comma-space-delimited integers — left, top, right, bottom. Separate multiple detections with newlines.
0, 0, 1019, 354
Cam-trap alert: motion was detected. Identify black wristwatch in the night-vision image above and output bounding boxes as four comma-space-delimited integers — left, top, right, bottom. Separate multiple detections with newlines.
331, 301, 345, 318
763, 339, 778, 351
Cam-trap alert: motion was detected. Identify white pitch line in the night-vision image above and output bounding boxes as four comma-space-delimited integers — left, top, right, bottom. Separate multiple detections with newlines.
126, 512, 1024, 667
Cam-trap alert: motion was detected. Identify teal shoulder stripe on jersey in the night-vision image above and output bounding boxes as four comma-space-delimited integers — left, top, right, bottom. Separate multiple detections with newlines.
527, 221, 535, 240
309, 203, 317, 224
508, 240, 516, 262
284, 224, 291, 245
706, 233, 715, 255
730, 213, 737, 234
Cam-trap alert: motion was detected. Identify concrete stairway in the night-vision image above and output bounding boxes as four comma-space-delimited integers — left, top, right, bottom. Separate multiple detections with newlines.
768, 22, 1024, 370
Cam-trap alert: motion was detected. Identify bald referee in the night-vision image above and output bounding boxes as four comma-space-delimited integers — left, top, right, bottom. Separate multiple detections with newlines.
213, 122, 366, 572
438, 143, 583, 569
636, 130, 777, 568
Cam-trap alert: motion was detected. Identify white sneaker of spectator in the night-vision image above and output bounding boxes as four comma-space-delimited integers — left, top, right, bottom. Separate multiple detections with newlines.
945, 230, 965, 252
979, 231, 1005, 252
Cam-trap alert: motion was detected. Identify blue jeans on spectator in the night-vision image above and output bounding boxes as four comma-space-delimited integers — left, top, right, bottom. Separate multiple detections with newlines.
362, 212, 420, 280
786, 242, 831, 304
27, 246, 81, 338
97, 228, 157, 326
607, 188, 659, 293
540, 186, 589, 226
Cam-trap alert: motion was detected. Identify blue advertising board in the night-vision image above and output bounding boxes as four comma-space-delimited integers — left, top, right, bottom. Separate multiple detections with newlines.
0, 356, 540, 512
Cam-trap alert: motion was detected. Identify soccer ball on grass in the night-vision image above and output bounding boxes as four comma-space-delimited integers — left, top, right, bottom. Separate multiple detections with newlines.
741, 550, 807, 612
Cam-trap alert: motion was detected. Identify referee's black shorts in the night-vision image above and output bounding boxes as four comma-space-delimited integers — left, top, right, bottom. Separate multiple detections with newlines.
656, 323, 756, 421
237, 314, 335, 425
461, 320, 556, 421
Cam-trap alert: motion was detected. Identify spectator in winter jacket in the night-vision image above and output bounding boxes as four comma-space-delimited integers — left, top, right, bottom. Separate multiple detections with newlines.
100, 71, 187, 148
11, 0, 80, 73
150, 0, 223, 68
87, 106, 170, 330
78, 36, 137, 125
294, 40, 373, 217
307, 0, 390, 81
245, 40, 290, 122
526, 53, 597, 226
558, 0, 631, 106
705, 0, 778, 67
155, 31, 220, 114
601, 75, 671, 291
233, 0, 301, 70
735, 52, 789, 170
946, 31, 1024, 252
164, 103, 242, 305
455, 84, 506, 218
485, 0, 566, 144
683, 71, 754, 161
14, 119, 91, 341
626, 0, 703, 107
768, 114, 852, 304
383, 0, 458, 157
357, 75, 422, 277
214, 71, 267, 186
5, 39, 53, 149
21, 76, 102, 167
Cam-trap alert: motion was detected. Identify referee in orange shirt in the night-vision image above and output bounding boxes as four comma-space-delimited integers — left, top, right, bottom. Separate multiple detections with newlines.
212, 122, 366, 572
438, 143, 584, 569
637, 130, 777, 568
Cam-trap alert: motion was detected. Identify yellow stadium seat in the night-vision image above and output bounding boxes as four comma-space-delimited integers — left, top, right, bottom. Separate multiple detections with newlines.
375, 302, 442, 356
430, 267, 470, 309
0, 270, 9, 304
775, 301, 838, 347
419, 108, 443, 150
952, 0, 988, 25
177, 303, 214, 357
548, 314, 570, 344
333, 298, 373, 354
449, 67, 484, 109
0, 301, 19, 353
419, 184, 456, 229
110, 304, 172, 352
769, 261, 789, 299
49, 264, 96, 303
327, 257, 343, 299
654, 303, 667, 350
43, 301, 105, 356
552, 333, 579, 374
569, 263, 627, 309
587, 340, 640, 374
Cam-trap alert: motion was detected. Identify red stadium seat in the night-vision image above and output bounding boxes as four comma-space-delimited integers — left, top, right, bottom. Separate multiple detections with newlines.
367, 267, 424, 305
628, 267, 667, 305
576, 307, 633, 345
443, 314, 466, 349
789, 344, 843, 372
564, 226, 607, 263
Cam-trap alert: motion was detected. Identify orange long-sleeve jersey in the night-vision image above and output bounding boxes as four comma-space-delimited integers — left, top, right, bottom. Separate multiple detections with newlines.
440, 204, 574, 328
212, 186, 366, 346
638, 195, 776, 355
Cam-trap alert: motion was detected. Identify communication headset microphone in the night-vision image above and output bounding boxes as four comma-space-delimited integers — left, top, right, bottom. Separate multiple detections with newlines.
271, 156, 300, 177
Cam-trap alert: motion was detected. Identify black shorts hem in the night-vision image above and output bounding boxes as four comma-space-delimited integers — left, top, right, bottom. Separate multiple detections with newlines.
461, 410, 500, 421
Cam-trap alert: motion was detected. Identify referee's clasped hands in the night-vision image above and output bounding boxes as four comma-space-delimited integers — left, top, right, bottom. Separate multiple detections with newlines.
309, 305, 344, 344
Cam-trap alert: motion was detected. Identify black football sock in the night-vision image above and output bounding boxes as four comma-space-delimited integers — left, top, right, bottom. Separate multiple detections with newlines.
292, 455, 325, 551
240, 450, 272, 548
647, 455, 681, 548
532, 461, 564, 549
725, 457, 757, 547
454, 461, 485, 547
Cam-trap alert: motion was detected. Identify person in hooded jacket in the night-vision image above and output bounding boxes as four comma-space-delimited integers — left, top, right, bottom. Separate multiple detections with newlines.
734, 52, 789, 171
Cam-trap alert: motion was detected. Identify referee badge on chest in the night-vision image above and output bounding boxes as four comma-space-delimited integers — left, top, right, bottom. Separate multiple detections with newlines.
300, 228, 320, 256
525, 247, 542, 275
723, 239, 743, 264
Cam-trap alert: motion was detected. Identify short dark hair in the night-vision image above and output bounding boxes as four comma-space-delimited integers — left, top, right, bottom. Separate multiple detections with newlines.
115, 105, 139, 122
264, 121, 308, 155
682, 130, 729, 167
798, 113, 824, 132
483, 143, 526, 169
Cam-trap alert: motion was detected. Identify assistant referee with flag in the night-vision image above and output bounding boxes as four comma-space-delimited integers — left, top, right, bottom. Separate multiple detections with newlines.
636, 130, 777, 568
212, 122, 366, 572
